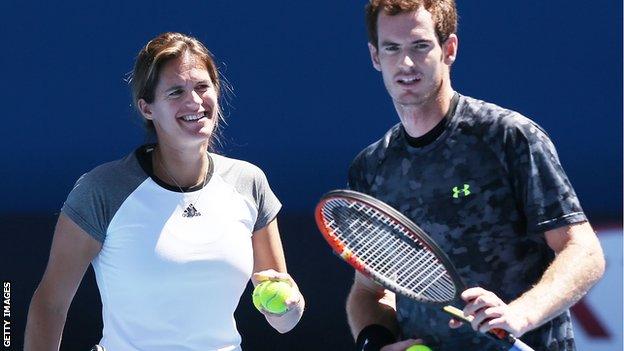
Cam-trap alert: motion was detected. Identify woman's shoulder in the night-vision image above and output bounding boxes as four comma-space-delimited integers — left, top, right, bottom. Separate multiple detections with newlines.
77, 150, 145, 186
210, 153, 266, 179
66, 150, 148, 205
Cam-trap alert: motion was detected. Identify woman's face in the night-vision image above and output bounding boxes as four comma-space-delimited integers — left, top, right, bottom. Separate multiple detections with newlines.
139, 52, 218, 148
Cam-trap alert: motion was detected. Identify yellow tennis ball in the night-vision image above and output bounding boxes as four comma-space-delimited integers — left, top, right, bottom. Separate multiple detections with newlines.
252, 280, 293, 314
406, 345, 433, 351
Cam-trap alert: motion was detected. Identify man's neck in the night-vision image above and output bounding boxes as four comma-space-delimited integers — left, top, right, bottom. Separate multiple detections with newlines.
394, 86, 455, 138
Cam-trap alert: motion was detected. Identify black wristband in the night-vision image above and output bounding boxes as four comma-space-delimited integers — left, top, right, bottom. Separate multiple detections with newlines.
355, 324, 396, 351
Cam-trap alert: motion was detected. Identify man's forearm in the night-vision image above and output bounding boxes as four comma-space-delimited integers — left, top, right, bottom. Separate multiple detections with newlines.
346, 285, 399, 339
509, 226, 605, 332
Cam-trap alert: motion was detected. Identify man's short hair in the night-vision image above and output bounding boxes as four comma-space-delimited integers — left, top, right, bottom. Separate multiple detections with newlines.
366, 0, 458, 48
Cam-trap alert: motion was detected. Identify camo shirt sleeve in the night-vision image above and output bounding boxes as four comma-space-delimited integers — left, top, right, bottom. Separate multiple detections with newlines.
348, 151, 371, 193
348, 124, 401, 193
502, 116, 586, 233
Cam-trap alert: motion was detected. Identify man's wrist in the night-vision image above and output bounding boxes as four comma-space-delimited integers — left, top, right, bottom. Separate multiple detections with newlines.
507, 299, 538, 336
355, 324, 396, 351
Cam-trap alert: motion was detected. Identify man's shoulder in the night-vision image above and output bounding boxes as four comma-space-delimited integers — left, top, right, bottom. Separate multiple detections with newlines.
351, 123, 402, 166
347, 123, 402, 192
457, 94, 547, 139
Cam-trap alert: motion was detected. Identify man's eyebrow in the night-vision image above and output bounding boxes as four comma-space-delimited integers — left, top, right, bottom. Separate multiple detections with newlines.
380, 40, 399, 46
379, 38, 431, 46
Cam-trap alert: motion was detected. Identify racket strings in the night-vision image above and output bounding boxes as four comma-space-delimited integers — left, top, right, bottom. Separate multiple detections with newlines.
321, 198, 456, 303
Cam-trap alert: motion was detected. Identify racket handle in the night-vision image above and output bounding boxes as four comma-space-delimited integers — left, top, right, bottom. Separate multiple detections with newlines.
487, 328, 535, 351
442, 306, 535, 351
508, 338, 535, 351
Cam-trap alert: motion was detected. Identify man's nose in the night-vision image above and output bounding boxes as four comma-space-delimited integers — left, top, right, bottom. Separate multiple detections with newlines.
399, 53, 415, 68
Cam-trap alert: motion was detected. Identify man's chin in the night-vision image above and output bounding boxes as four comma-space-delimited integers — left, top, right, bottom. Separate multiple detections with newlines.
394, 96, 427, 107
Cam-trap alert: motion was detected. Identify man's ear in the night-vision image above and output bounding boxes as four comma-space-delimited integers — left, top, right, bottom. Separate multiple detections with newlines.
138, 99, 153, 120
368, 43, 382, 72
443, 34, 458, 65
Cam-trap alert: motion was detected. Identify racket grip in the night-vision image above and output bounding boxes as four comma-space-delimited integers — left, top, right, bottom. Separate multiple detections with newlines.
508, 338, 535, 351
442, 306, 535, 351
487, 329, 535, 351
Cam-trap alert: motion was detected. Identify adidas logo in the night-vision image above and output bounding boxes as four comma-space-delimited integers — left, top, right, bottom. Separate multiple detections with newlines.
182, 204, 201, 218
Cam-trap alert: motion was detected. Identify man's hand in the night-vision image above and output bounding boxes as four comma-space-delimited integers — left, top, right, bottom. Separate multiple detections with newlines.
449, 287, 531, 337
448, 222, 604, 339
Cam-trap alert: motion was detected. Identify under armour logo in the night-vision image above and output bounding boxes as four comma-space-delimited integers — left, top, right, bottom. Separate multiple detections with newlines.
452, 184, 471, 198
182, 204, 201, 218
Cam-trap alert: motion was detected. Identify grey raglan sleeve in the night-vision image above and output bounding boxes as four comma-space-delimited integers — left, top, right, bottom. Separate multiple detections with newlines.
60, 157, 147, 243
504, 117, 587, 233
61, 171, 110, 243
252, 167, 282, 232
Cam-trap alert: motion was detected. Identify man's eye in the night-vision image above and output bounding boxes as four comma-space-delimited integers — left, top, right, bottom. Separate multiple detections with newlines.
415, 43, 430, 50
196, 84, 210, 91
169, 90, 183, 97
384, 46, 399, 52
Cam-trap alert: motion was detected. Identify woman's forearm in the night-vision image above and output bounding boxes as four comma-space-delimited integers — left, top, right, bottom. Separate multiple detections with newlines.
264, 296, 305, 333
24, 289, 68, 351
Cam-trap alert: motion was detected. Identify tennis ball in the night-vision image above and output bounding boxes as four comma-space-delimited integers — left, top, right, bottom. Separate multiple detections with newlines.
252, 280, 293, 314
406, 345, 433, 351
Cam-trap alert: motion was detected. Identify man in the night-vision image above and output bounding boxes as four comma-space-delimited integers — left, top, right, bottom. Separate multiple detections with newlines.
345, 1, 605, 350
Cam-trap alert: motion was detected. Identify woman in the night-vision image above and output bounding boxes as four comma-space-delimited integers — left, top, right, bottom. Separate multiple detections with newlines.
24, 32, 305, 351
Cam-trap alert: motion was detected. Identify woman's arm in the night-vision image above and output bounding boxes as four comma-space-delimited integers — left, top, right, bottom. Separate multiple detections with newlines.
24, 214, 102, 351
251, 218, 304, 333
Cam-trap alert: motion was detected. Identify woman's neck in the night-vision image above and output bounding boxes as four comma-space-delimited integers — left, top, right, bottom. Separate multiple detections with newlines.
152, 142, 210, 188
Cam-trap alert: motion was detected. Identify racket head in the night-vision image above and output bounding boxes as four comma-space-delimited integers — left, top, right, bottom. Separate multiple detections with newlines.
315, 189, 465, 304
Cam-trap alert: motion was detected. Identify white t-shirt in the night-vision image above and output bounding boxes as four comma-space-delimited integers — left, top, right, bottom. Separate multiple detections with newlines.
61, 145, 281, 351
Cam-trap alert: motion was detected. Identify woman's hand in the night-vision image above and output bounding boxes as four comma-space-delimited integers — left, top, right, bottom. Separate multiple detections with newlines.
252, 269, 304, 316
251, 269, 305, 333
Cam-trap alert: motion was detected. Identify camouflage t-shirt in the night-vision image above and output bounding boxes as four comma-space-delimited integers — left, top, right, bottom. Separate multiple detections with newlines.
348, 94, 586, 351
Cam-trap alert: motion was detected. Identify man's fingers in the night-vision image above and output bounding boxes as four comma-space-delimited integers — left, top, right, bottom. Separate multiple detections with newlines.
470, 306, 503, 331
460, 287, 489, 301
478, 316, 507, 334
448, 318, 464, 329
463, 291, 504, 317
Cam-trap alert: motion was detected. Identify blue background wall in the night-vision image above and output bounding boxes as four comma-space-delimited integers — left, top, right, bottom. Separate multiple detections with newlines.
2, 1, 622, 349
2, 0, 622, 217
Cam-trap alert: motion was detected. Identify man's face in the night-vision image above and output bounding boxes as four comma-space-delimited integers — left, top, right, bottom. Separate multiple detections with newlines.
369, 7, 457, 107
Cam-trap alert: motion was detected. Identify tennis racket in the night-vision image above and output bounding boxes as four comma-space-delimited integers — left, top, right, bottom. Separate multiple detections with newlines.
314, 189, 534, 351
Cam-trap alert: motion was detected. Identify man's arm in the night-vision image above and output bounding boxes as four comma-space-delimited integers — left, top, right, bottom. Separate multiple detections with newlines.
346, 271, 400, 338
347, 272, 425, 350
460, 221, 605, 336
